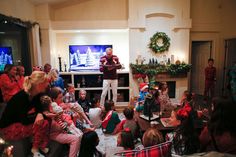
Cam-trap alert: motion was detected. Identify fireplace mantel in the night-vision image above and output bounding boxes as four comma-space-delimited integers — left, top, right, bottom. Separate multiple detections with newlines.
154, 72, 187, 79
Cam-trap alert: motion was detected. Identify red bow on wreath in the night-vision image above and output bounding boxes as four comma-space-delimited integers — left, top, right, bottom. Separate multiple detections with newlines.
177, 103, 192, 119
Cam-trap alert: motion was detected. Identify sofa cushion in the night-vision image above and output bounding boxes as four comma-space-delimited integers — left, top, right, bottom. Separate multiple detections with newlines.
114, 141, 172, 157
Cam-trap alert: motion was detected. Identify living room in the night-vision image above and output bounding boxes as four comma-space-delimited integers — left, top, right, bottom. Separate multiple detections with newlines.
1, 0, 236, 157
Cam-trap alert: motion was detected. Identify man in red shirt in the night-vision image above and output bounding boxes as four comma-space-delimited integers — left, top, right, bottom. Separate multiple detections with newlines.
99, 48, 121, 107
204, 58, 216, 99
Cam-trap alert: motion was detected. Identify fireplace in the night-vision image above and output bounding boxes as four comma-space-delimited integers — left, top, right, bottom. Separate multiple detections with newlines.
154, 74, 188, 101
130, 74, 188, 102
155, 81, 176, 98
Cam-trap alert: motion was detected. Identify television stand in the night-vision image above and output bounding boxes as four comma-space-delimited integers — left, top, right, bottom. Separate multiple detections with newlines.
59, 71, 130, 106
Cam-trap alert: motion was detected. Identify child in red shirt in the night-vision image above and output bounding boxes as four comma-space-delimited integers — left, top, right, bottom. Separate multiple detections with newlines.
204, 58, 216, 99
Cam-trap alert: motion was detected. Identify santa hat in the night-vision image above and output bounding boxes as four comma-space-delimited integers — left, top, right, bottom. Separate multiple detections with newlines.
139, 83, 148, 91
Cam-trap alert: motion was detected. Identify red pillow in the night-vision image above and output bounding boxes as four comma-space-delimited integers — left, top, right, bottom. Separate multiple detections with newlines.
114, 141, 172, 157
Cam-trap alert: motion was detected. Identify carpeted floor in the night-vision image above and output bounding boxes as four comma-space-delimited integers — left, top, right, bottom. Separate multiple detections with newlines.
95, 113, 125, 157
95, 94, 210, 157
96, 128, 120, 157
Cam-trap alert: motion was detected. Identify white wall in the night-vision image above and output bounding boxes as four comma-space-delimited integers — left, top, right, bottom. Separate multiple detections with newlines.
52, 0, 128, 21
128, 0, 191, 97
0, 0, 35, 21
190, 0, 236, 96
53, 30, 129, 71
35, 0, 129, 66
37, 0, 191, 100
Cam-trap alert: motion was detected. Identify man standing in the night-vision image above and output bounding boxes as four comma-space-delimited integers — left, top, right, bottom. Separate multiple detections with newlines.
204, 58, 216, 100
100, 48, 121, 106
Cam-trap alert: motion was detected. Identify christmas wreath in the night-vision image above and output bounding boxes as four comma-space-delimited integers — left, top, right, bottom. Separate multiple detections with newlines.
149, 32, 170, 53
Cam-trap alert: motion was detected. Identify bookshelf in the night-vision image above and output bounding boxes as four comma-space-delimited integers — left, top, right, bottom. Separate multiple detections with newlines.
60, 71, 129, 106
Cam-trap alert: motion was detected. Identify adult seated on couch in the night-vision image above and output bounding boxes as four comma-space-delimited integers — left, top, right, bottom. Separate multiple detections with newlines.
0, 71, 50, 157
199, 98, 236, 154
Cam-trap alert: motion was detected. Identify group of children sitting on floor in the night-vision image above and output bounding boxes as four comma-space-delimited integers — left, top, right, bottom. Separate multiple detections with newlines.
107, 81, 236, 156
1, 63, 236, 157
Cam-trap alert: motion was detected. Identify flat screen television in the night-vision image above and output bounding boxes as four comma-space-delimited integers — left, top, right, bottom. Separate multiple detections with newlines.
0, 47, 13, 72
69, 45, 112, 71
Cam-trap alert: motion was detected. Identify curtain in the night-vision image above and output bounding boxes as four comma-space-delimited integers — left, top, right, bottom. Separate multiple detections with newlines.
29, 24, 42, 67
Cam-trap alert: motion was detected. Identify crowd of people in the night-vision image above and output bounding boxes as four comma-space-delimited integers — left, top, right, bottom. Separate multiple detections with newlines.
0, 54, 236, 157
0, 63, 102, 157
130, 71, 236, 156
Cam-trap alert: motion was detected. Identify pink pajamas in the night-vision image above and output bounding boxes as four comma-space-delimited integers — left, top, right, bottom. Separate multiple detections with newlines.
50, 120, 83, 157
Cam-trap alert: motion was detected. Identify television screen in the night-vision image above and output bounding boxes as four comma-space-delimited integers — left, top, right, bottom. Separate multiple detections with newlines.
0, 47, 13, 72
69, 45, 112, 71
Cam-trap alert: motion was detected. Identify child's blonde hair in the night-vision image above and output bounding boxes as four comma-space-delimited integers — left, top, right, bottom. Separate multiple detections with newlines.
48, 68, 59, 82
79, 89, 86, 95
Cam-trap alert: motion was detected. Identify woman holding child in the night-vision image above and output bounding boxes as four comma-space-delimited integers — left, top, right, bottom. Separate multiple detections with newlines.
199, 98, 236, 154
48, 87, 85, 157
0, 71, 51, 157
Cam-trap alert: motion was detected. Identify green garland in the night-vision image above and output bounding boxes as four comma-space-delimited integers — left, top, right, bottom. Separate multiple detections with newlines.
130, 63, 191, 76
149, 32, 170, 53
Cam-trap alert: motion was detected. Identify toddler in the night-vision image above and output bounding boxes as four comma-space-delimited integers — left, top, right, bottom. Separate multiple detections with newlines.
40, 95, 82, 136
135, 83, 149, 112
63, 84, 76, 103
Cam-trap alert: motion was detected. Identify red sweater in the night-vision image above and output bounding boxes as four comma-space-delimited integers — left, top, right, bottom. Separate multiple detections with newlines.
0, 74, 22, 102
99, 55, 121, 80
205, 66, 216, 81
